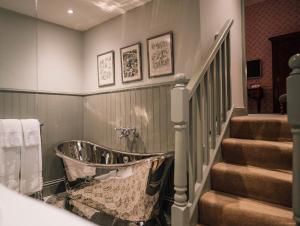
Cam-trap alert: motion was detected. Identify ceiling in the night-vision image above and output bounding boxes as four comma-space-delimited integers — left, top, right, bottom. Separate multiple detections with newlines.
0, 0, 152, 31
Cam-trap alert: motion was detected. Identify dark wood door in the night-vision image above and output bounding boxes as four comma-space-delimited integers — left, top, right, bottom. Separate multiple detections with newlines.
270, 31, 300, 113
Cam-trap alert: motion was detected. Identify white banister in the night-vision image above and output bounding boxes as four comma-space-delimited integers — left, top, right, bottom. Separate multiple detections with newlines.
171, 19, 234, 226
287, 53, 300, 226
186, 19, 233, 98
171, 74, 189, 226
226, 35, 232, 109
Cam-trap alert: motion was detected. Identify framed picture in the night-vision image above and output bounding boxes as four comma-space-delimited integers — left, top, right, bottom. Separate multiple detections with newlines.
97, 51, 115, 87
147, 32, 174, 78
120, 43, 143, 83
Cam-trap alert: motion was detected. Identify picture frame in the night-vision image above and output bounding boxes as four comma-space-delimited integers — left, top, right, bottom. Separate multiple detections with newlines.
97, 50, 115, 87
120, 43, 143, 83
147, 32, 174, 78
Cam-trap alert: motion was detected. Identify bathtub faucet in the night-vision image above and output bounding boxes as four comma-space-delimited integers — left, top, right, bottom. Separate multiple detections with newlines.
115, 127, 136, 138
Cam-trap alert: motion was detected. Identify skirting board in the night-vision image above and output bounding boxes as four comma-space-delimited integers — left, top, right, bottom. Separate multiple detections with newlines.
42, 178, 66, 197
233, 107, 248, 116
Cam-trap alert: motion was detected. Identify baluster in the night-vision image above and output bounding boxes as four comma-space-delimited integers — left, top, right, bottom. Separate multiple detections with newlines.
210, 61, 216, 149
287, 54, 300, 226
192, 95, 199, 181
196, 86, 203, 182
200, 81, 207, 165
171, 74, 189, 226
188, 98, 195, 202
226, 34, 232, 109
207, 72, 211, 152
203, 74, 210, 163
216, 51, 221, 134
221, 43, 227, 122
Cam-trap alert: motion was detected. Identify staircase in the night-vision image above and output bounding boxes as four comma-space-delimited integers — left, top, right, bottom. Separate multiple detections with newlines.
199, 114, 295, 226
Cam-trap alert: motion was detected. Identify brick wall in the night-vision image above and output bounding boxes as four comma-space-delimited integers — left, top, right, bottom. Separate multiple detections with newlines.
246, 0, 300, 113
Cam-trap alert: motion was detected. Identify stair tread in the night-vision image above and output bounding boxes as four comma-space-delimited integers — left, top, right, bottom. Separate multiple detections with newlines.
199, 191, 295, 226
211, 162, 292, 207
222, 138, 293, 171
231, 114, 288, 121
230, 115, 292, 142
213, 162, 292, 179
223, 137, 293, 147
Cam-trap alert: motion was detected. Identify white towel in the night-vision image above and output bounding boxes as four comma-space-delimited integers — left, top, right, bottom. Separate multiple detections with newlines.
21, 119, 41, 146
0, 119, 23, 148
0, 119, 22, 192
20, 119, 43, 195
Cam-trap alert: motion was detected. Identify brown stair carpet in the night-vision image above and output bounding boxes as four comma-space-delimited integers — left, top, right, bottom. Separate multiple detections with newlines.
211, 162, 292, 207
199, 115, 295, 226
199, 191, 295, 226
222, 138, 292, 171
230, 115, 292, 142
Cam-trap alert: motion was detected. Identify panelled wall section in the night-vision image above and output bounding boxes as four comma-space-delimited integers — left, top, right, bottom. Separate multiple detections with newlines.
83, 84, 174, 154
0, 83, 174, 194
0, 91, 83, 184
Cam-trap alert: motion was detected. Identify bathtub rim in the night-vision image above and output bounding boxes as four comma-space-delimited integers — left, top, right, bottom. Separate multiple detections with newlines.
55, 139, 174, 169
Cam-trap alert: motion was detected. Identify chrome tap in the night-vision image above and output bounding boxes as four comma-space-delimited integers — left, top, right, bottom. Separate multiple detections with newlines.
115, 127, 136, 138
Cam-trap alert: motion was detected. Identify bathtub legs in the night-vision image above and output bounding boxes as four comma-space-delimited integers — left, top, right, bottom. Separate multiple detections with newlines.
33, 191, 43, 200
64, 178, 71, 191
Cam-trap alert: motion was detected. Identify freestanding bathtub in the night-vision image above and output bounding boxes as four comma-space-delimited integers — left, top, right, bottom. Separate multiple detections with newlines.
55, 140, 174, 226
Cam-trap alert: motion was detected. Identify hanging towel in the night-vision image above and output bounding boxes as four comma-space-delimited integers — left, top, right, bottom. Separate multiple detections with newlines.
21, 119, 41, 146
20, 119, 43, 195
0, 119, 23, 148
0, 119, 22, 192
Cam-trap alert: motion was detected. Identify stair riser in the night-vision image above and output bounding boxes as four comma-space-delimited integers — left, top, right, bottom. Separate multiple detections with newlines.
199, 116, 295, 225
222, 140, 292, 171
230, 120, 292, 142
211, 167, 292, 207
199, 198, 295, 226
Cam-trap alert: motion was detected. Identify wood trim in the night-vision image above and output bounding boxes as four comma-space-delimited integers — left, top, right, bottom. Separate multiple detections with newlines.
269, 31, 300, 43
0, 88, 83, 96
83, 80, 175, 96
233, 107, 247, 116
0, 80, 176, 97
43, 177, 66, 187
269, 31, 300, 113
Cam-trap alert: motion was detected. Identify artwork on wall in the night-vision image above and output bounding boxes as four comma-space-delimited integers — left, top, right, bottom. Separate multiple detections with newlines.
97, 51, 115, 87
120, 43, 142, 83
147, 32, 174, 78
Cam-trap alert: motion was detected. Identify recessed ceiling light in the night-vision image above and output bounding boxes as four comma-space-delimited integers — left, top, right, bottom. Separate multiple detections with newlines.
67, 9, 74, 14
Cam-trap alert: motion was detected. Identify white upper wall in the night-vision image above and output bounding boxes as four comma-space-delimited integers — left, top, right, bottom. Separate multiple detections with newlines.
37, 21, 83, 93
0, 0, 244, 105
0, 8, 38, 90
200, 0, 244, 108
82, 0, 201, 93
0, 8, 83, 93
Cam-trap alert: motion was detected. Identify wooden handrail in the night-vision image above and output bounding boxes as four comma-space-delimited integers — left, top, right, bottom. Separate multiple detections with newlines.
171, 19, 234, 226
187, 19, 233, 99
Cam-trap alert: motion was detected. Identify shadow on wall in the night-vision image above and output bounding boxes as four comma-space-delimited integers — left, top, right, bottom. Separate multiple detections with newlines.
126, 134, 147, 153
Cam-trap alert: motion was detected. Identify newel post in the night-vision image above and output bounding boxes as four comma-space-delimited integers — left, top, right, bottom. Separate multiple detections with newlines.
171, 73, 189, 226
287, 53, 300, 226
